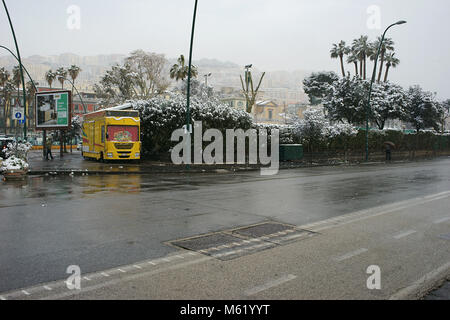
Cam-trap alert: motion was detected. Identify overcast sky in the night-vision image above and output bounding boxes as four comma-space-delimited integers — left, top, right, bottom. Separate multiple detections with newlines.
1, 0, 449, 98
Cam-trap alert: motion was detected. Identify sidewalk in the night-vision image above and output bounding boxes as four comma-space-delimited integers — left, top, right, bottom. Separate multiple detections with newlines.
26, 150, 263, 175
25, 150, 433, 175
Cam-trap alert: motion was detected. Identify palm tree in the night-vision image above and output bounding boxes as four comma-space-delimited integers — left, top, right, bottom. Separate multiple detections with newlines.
370, 37, 395, 82
346, 50, 359, 77
0, 68, 11, 134
12, 66, 21, 90
56, 67, 67, 89
170, 55, 198, 81
45, 70, 56, 88
352, 36, 371, 79
68, 65, 82, 88
330, 41, 349, 77
26, 81, 38, 129
68, 65, 83, 113
383, 53, 400, 82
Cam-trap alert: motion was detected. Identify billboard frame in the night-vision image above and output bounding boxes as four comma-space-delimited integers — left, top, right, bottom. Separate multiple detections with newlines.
35, 90, 72, 131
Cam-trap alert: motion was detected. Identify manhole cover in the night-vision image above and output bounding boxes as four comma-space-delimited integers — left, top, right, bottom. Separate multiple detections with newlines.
171, 233, 242, 251
232, 222, 295, 238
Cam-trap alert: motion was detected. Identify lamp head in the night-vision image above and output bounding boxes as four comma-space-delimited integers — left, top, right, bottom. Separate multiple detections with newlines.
396, 20, 407, 25
245, 64, 252, 69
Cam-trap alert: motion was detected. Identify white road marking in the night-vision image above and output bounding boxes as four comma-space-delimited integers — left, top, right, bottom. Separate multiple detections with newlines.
306, 191, 450, 232
83, 276, 91, 281
22, 290, 30, 296
276, 233, 309, 242
433, 217, 450, 224
43, 285, 52, 291
133, 265, 142, 269
148, 261, 156, 265
162, 258, 170, 262
393, 230, 417, 239
245, 274, 297, 296
42, 256, 212, 300
174, 255, 184, 259
118, 269, 126, 273
334, 248, 368, 262
101, 272, 110, 277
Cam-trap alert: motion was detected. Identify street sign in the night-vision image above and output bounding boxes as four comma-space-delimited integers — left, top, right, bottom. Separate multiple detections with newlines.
13, 106, 25, 121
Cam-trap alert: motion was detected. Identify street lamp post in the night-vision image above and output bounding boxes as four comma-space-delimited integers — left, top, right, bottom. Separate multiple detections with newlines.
244, 64, 252, 112
204, 73, 211, 87
2, 0, 28, 140
365, 20, 406, 161
0, 45, 38, 91
185, 0, 199, 134
63, 77, 88, 115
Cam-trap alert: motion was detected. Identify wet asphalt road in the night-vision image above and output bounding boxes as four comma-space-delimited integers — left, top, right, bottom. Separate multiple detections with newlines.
1, 158, 450, 293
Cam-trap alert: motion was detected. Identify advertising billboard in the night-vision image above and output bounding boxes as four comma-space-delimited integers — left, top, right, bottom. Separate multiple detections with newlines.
35, 90, 72, 130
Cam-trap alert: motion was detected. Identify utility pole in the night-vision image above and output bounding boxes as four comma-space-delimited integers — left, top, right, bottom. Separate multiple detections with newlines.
2, 0, 28, 141
186, 0, 199, 135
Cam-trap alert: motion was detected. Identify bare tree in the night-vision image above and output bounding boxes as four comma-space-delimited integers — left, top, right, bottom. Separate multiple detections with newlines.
126, 50, 170, 99
240, 71, 265, 113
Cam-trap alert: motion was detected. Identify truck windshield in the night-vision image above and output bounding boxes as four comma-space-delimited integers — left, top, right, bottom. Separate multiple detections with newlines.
107, 125, 139, 142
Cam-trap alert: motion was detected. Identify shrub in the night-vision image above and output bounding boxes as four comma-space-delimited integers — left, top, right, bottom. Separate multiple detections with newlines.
131, 93, 253, 157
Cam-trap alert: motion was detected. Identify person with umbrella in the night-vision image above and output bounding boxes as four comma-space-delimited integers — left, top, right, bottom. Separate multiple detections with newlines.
384, 141, 395, 162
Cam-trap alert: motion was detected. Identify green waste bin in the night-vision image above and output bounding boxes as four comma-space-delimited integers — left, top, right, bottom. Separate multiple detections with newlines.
279, 144, 303, 161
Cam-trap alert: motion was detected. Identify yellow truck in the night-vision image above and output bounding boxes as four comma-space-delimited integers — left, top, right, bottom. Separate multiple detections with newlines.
81, 109, 141, 161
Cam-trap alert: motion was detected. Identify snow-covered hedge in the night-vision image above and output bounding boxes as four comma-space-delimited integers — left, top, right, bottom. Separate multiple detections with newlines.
1, 155, 29, 172
131, 93, 253, 157
1, 141, 32, 172
253, 123, 298, 144
3, 141, 32, 160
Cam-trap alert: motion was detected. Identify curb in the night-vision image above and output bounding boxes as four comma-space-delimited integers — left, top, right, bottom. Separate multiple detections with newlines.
23, 157, 446, 176
389, 261, 450, 300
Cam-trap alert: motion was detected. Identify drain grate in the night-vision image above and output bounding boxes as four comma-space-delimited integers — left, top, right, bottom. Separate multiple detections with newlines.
171, 233, 242, 252
169, 221, 317, 261
232, 221, 316, 245
232, 222, 294, 238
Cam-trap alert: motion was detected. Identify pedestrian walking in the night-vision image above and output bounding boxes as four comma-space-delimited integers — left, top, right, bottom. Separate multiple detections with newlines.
45, 136, 54, 160
384, 141, 395, 162
385, 144, 391, 161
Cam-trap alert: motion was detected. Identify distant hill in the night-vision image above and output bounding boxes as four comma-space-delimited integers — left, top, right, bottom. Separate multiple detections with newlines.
0, 53, 310, 103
